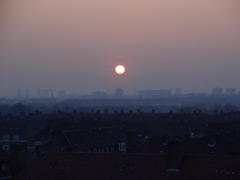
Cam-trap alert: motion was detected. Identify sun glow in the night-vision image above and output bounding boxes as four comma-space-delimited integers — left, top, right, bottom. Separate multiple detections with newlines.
115, 65, 125, 75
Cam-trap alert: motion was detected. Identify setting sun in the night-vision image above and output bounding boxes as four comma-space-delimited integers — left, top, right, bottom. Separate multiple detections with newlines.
115, 65, 125, 75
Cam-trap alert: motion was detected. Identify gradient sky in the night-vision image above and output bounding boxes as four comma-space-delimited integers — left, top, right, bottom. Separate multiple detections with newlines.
1, 0, 240, 96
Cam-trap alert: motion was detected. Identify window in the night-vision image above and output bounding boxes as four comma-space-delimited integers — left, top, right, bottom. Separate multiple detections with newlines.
13, 135, 19, 141
2, 145, 10, 151
2, 136, 10, 141
163, 140, 168, 146
208, 140, 216, 147
118, 143, 126, 152
2, 163, 6, 171
105, 147, 109, 152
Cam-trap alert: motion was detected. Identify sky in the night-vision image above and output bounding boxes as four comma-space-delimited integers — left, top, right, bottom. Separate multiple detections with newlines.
0, 0, 240, 96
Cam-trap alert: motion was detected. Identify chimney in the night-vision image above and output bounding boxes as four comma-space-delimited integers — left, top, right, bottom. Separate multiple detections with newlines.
96, 110, 100, 114
104, 109, 108, 114
73, 109, 77, 114
167, 139, 184, 172
120, 109, 124, 114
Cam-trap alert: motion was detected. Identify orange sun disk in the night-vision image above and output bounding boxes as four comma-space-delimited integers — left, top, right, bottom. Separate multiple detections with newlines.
115, 65, 125, 75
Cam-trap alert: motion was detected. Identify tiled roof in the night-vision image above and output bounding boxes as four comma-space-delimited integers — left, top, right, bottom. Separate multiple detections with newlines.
14, 153, 168, 180
137, 137, 240, 156
14, 153, 240, 180
62, 127, 126, 151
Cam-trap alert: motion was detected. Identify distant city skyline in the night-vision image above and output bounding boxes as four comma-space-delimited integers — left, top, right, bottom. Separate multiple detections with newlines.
7, 87, 240, 99
1, 0, 240, 96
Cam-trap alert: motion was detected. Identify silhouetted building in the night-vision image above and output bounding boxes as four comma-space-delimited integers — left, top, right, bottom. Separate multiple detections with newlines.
37, 89, 42, 98
61, 126, 126, 153
42, 89, 49, 98
17, 89, 22, 99
0, 149, 10, 179
25, 89, 30, 99
14, 152, 240, 180
114, 88, 124, 98
126, 131, 138, 153
0, 135, 27, 179
212, 88, 223, 96
58, 90, 67, 99
139, 89, 172, 98
175, 88, 182, 95
49, 89, 54, 98
225, 88, 236, 96
91, 91, 108, 99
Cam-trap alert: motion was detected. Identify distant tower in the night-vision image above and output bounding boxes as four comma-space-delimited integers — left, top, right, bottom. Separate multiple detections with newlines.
37, 89, 42, 98
49, 89, 54, 99
175, 88, 182, 95
115, 88, 124, 99
17, 89, 22, 98
25, 89, 31, 99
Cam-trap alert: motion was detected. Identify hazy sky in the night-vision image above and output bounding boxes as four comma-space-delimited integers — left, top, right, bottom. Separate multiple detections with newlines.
1, 0, 240, 96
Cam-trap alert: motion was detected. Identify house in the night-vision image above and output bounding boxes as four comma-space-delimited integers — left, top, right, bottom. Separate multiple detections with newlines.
13, 152, 240, 180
